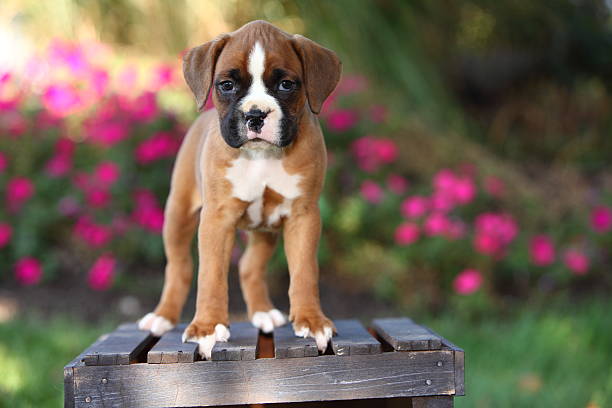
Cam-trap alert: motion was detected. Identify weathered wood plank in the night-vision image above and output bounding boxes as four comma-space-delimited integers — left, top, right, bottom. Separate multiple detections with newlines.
147, 324, 197, 364
211, 321, 258, 361
72, 350, 455, 407
273, 324, 318, 358
82, 326, 155, 365
371, 318, 442, 351
331, 319, 381, 356
412, 396, 454, 408
424, 327, 466, 397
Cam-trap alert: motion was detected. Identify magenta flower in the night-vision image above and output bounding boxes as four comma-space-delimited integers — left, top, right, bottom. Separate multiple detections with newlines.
395, 222, 420, 245
88, 254, 116, 291
327, 109, 358, 132
94, 161, 120, 186
150, 64, 175, 90
453, 269, 483, 295
590, 206, 612, 233
132, 190, 165, 233
42, 84, 83, 117
87, 121, 130, 147
473, 212, 518, 258
386, 174, 408, 195
15, 257, 43, 285
6, 177, 35, 209
86, 189, 111, 208
0, 223, 12, 248
360, 180, 383, 204
401, 196, 429, 219
453, 177, 476, 204
430, 191, 455, 213
127, 92, 158, 122
135, 132, 181, 164
74, 216, 112, 247
529, 235, 555, 266
45, 154, 73, 177
563, 249, 589, 275
375, 139, 398, 163
0, 151, 7, 173
424, 212, 451, 236
58, 196, 80, 216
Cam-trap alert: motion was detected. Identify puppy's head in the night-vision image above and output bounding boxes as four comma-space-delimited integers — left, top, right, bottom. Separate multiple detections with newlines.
183, 20, 341, 149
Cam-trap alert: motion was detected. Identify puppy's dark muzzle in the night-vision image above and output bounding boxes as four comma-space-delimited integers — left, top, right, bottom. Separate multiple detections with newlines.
245, 109, 267, 133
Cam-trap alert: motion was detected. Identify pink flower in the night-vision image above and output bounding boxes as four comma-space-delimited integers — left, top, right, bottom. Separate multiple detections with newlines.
401, 196, 429, 219
88, 254, 116, 291
94, 161, 120, 186
127, 92, 158, 122
0, 151, 7, 173
590, 206, 612, 233
6, 177, 35, 209
529, 235, 555, 266
0, 223, 12, 248
484, 176, 505, 198
150, 64, 175, 90
360, 180, 383, 204
453, 269, 482, 295
430, 191, 455, 213
87, 121, 129, 146
387, 174, 408, 195
374, 139, 398, 163
15, 257, 43, 285
86, 189, 111, 208
45, 154, 72, 177
73, 216, 112, 247
395, 222, 420, 245
563, 249, 589, 275
424, 212, 451, 236
473, 212, 518, 257
453, 177, 476, 204
42, 84, 83, 117
327, 109, 358, 132
132, 190, 165, 233
135, 132, 181, 164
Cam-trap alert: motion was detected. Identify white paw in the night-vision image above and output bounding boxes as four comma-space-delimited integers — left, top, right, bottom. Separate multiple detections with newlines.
182, 324, 230, 360
294, 325, 333, 352
138, 312, 174, 337
251, 309, 287, 333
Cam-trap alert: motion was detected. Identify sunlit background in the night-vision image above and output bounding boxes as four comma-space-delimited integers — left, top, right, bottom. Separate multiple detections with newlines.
0, 1, 611, 407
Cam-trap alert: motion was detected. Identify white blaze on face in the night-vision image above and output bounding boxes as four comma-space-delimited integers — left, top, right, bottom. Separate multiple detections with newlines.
240, 42, 283, 145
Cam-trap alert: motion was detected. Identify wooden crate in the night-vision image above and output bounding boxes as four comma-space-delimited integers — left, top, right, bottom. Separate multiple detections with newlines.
64, 317, 464, 407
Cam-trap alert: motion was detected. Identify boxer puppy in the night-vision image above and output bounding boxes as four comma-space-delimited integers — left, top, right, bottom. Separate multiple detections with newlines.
138, 20, 341, 359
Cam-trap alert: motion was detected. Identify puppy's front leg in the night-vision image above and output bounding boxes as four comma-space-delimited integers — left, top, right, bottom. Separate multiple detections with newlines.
284, 202, 335, 352
182, 202, 244, 359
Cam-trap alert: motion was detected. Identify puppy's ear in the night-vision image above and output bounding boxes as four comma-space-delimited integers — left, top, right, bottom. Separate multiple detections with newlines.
183, 34, 230, 111
292, 34, 342, 114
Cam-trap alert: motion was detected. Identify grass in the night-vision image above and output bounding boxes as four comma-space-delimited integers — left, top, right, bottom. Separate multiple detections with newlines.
0, 300, 610, 408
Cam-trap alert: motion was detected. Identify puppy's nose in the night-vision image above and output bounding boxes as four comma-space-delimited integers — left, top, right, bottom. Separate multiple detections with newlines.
245, 109, 267, 133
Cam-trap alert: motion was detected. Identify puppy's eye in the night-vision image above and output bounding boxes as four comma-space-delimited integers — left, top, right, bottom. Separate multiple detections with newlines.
218, 80, 235, 93
278, 80, 295, 92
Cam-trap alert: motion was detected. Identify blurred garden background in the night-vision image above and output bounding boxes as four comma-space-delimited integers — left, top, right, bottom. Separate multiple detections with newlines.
0, 0, 611, 407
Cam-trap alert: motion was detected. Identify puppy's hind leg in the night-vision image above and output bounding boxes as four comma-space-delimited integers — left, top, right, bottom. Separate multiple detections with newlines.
239, 231, 287, 333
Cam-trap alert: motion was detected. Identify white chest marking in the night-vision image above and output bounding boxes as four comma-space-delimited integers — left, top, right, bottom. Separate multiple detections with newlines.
226, 155, 301, 227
